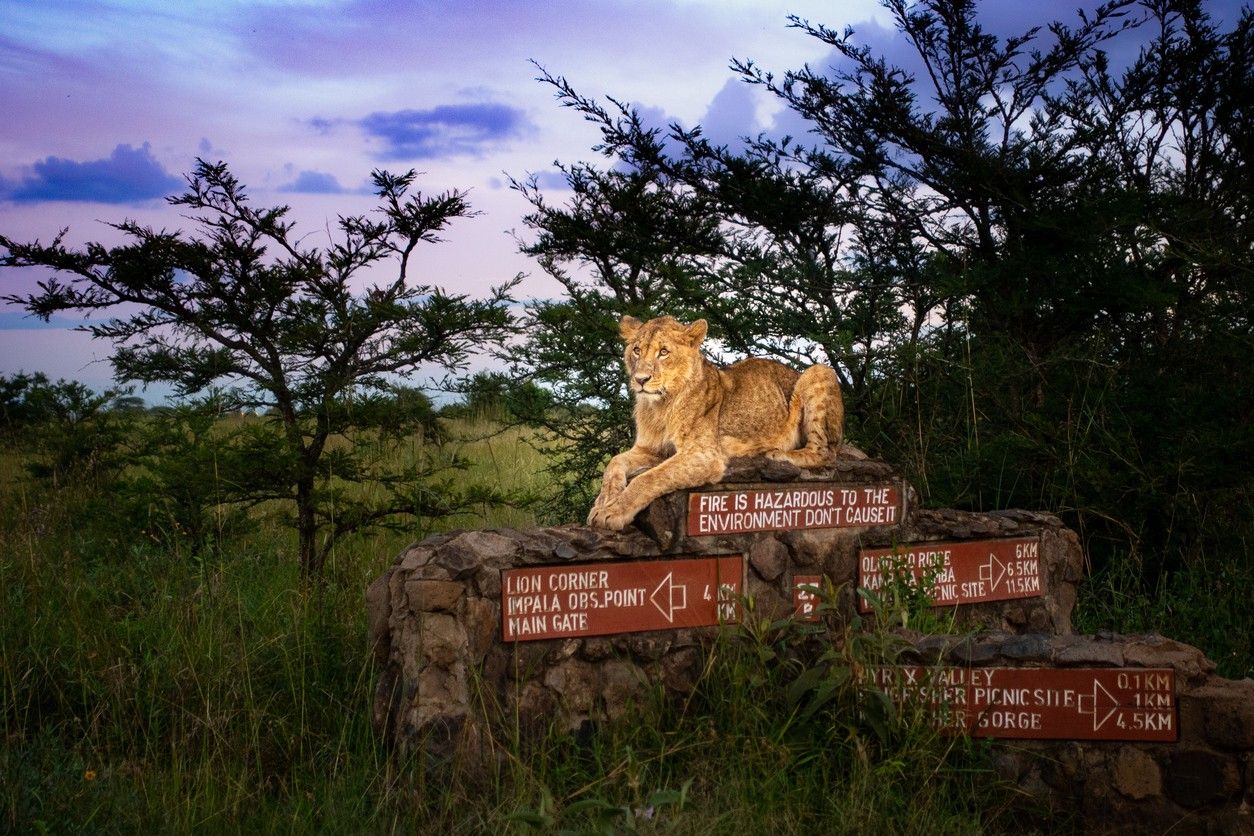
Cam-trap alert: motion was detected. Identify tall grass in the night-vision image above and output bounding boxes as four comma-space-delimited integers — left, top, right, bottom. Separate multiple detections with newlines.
0, 416, 1123, 833
1074, 550, 1253, 679
0, 417, 547, 832
492, 624, 1025, 835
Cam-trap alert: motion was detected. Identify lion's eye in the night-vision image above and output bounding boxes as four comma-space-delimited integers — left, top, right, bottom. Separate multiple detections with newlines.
632, 346, 640, 356
658, 347, 670, 358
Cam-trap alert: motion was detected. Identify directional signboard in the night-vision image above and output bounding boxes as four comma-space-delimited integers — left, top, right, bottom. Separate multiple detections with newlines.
687, 484, 900, 536
792, 574, 822, 622
501, 556, 744, 642
866, 666, 1177, 741
858, 537, 1042, 611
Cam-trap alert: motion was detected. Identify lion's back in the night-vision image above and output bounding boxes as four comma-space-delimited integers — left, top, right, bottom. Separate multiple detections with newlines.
716, 357, 799, 441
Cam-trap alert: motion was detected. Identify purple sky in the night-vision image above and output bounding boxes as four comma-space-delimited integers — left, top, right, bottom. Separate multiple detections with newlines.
0, 0, 1243, 396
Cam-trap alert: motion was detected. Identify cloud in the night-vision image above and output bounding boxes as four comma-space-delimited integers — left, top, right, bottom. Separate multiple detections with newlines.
489, 169, 571, 191
278, 170, 350, 193
306, 117, 338, 135
697, 78, 761, 149
359, 103, 532, 160
0, 142, 182, 204
527, 170, 573, 190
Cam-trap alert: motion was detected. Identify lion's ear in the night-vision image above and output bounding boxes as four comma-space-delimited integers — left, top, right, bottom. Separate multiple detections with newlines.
619, 315, 643, 341
685, 319, 708, 346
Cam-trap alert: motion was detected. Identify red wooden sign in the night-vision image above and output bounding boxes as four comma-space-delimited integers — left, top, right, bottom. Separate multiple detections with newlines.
501, 556, 743, 642
687, 484, 900, 536
858, 537, 1042, 612
866, 667, 1177, 741
793, 575, 822, 621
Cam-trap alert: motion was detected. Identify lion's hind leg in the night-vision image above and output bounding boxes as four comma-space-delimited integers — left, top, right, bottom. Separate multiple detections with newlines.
765, 364, 844, 468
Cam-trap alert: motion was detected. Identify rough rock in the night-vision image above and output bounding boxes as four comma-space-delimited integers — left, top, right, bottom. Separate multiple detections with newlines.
747, 536, 789, 581
367, 455, 1254, 833
1112, 749, 1161, 800
405, 578, 464, 612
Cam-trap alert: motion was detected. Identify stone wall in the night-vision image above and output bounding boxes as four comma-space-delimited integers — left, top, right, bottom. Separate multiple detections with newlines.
366, 455, 1253, 832
367, 458, 1079, 743
891, 632, 1254, 834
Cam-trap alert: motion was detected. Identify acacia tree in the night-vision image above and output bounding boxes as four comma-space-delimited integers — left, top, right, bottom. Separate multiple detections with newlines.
502, 163, 725, 516
1, 160, 516, 577
515, 0, 1251, 570
532, 0, 1142, 387
512, 0, 1135, 510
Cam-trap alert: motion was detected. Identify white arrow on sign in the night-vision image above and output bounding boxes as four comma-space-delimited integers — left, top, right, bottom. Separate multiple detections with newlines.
1077, 678, 1119, 731
650, 572, 688, 623
979, 553, 1007, 591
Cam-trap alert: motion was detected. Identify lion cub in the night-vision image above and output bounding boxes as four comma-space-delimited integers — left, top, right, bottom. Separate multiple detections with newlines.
588, 314, 845, 531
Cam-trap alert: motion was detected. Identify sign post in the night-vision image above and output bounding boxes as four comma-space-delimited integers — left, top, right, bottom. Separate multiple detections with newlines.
792, 574, 823, 621
688, 484, 901, 536
858, 537, 1042, 610
867, 666, 1177, 741
501, 556, 744, 642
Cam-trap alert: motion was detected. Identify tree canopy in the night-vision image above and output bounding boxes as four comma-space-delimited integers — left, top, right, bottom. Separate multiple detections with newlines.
509, 0, 1252, 579
2, 161, 517, 576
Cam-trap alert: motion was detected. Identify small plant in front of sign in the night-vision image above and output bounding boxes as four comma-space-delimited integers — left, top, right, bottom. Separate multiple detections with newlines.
796, 575, 842, 628
720, 579, 930, 750
859, 552, 957, 634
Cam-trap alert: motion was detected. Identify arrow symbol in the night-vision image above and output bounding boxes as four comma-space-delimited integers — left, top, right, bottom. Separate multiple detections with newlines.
650, 572, 688, 622
979, 553, 1007, 590
1077, 678, 1120, 731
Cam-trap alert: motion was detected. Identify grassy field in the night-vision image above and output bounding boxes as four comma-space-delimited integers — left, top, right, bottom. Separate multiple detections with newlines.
1, 414, 1244, 833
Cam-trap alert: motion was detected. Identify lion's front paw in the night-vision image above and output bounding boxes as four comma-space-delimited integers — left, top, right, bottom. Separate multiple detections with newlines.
586, 491, 613, 526
587, 500, 635, 531
587, 493, 608, 527
587, 477, 627, 525
587, 507, 615, 529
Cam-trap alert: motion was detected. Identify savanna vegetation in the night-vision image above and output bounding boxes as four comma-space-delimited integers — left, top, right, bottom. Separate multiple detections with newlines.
2, 0, 1250, 832
1, 381, 1027, 833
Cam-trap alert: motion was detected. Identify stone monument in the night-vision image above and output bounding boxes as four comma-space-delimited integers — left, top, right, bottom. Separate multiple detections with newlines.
367, 453, 1253, 832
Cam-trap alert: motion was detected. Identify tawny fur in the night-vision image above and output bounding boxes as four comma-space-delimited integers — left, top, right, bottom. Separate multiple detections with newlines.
587, 315, 846, 531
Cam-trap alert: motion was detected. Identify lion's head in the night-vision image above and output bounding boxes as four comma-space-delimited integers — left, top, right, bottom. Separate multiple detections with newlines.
618, 315, 708, 400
